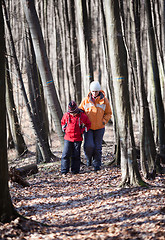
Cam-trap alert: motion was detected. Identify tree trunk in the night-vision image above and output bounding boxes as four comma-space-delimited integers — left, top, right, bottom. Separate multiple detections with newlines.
74, 0, 90, 96
69, 0, 82, 104
6, 57, 28, 156
0, 0, 18, 222
25, 30, 58, 163
13, 164, 38, 177
21, 0, 64, 148
7, 112, 15, 149
100, 1, 120, 165
104, 0, 145, 187
3, 0, 52, 163
82, 0, 94, 82
145, 0, 165, 155
130, 0, 156, 179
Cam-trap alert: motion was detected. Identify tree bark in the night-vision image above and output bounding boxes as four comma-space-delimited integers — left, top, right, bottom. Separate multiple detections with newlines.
74, 0, 90, 96
6, 57, 28, 156
82, 0, 94, 82
145, 0, 165, 155
0, 0, 18, 222
14, 164, 38, 177
130, 0, 156, 179
3, 0, 53, 162
25, 30, 58, 163
104, 0, 145, 187
21, 0, 64, 148
69, 0, 82, 104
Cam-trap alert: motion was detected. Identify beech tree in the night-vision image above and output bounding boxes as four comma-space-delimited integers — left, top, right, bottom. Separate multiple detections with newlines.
104, 0, 145, 187
129, 0, 156, 179
145, 0, 165, 155
74, 0, 90, 96
21, 0, 64, 148
3, 0, 55, 162
0, 0, 18, 222
6, 58, 28, 156
25, 30, 57, 163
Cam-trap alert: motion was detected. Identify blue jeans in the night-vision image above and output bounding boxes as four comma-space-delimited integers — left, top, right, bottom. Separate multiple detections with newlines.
61, 140, 82, 174
84, 128, 105, 170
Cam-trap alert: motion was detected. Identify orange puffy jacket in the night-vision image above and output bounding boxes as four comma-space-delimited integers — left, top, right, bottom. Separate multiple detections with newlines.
79, 91, 112, 130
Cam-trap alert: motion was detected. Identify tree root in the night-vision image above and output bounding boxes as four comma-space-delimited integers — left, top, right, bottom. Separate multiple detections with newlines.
118, 179, 149, 188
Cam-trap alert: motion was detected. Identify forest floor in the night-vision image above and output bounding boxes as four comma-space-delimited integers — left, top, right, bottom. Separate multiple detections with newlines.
0, 124, 165, 240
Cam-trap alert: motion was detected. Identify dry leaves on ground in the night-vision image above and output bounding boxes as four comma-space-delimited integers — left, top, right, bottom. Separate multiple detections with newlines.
1, 152, 165, 240
1, 125, 165, 240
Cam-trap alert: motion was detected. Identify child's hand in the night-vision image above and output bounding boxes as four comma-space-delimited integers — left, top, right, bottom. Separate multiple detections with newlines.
62, 123, 67, 132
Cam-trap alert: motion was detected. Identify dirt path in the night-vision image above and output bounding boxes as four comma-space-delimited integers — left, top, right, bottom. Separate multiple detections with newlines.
1, 125, 164, 239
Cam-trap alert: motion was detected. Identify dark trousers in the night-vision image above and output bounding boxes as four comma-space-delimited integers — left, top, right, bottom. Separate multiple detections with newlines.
61, 140, 82, 174
84, 128, 105, 170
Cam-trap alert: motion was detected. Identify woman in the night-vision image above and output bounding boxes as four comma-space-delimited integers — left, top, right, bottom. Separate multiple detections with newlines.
79, 81, 112, 171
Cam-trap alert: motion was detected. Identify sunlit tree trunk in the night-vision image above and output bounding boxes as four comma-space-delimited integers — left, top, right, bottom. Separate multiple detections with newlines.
151, 0, 164, 88
69, 0, 82, 104
6, 58, 28, 156
53, 2, 67, 110
82, 0, 94, 82
0, 0, 18, 222
7, 113, 15, 149
130, 0, 156, 179
104, 0, 145, 187
21, 0, 64, 148
100, 0, 120, 165
25, 30, 57, 163
145, 0, 165, 155
74, 0, 90, 96
3, 0, 52, 162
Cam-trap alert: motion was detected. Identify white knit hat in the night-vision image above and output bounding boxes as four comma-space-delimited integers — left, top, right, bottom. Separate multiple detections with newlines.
90, 81, 101, 91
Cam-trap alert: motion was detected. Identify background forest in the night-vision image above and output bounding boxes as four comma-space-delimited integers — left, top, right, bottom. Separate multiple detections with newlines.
0, 0, 165, 239
4, 0, 165, 181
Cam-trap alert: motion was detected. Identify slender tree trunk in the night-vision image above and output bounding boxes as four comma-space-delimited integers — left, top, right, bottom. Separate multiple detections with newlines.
53, 3, 67, 110
130, 0, 156, 179
74, 0, 90, 96
100, 0, 120, 165
104, 0, 145, 187
82, 0, 94, 82
70, 0, 82, 104
152, 0, 164, 75
6, 57, 28, 156
145, 0, 165, 155
21, 0, 64, 148
3, 0, 52, 162
25, 30, 57, 163
7, 112, 15, 149
0, 0, 18, 222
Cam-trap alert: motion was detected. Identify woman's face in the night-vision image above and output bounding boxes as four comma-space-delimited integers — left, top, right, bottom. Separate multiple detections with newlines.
91, 91, 99, 98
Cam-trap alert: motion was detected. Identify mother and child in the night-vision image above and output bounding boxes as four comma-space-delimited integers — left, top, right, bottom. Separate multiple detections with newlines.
61, 81, 112, 175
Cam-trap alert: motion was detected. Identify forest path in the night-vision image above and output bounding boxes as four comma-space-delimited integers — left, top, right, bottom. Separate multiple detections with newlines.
3, 138, 165, 239
1, 124, 164, 239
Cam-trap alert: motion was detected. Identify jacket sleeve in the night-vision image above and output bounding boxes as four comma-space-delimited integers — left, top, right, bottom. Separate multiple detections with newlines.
61, 113, 67, 132
81, 113, 91, 133
79, 98, 86, 111
103, 98, 112, 125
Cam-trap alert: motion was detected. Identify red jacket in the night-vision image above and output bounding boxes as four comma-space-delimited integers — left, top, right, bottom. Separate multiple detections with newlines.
61, 111, 91, 142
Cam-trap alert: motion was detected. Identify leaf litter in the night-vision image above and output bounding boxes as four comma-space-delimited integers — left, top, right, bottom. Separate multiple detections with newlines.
1, 126, 165, 240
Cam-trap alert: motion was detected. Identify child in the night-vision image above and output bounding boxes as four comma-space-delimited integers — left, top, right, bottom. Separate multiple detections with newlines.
61, 100, 91, 175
